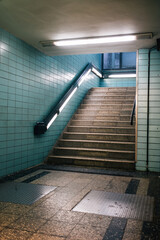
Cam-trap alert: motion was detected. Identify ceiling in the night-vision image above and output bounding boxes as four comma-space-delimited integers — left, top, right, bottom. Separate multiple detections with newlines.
0, 0, 160, 56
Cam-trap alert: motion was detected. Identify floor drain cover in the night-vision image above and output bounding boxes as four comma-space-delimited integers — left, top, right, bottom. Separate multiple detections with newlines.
0, 182, 56, 205
73, 190, 154, 221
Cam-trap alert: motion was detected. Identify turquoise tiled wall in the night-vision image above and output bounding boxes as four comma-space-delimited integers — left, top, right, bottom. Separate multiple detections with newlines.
0, 28, 101, 177
100, 78, 136, 87
136, 49, 160, 172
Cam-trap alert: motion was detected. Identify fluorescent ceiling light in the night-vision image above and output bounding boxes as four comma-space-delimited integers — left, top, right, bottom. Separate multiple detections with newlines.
40, 33, 152, 47
92, 67, 102, 78
59, 87, 78, 112
47, 113, 58, 129
108, 74, 136, 78
54, 35, 136, 46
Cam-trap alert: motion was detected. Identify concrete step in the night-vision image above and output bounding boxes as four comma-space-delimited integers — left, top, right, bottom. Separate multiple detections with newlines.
83, 99, 135, 104
70, 120, 134, 127
85, 95, 135, 100
63, 132, 135, 142
89, 87, 135, 92
77, 109, 132, 115
47, 155, 135, 170
47, 87, 136, 171
80, 104, 133, 110
86, 92, 136, 97
73, 114, 132, 121
90, 87, 136, 92
67, 126, 135, 134
58, 139, 135, 151
53, 147, 135, 160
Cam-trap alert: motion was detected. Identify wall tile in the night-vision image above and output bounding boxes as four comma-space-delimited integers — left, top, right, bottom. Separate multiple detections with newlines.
136, 49, 160, 172
0, 28, 101, 177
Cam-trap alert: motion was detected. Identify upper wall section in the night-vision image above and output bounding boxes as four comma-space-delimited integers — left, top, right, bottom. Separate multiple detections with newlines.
136, 49, 160, 172
0, 28, 101, 178
100, 78, 136, 88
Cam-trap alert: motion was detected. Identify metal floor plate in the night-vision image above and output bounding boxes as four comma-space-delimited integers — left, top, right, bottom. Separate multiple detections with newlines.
0, 182, 56, 205
73, 190, 154, 221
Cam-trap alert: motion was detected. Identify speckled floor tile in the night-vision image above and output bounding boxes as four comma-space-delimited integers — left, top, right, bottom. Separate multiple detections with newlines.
122, 232, 141, 240
0, 213, 19, 227
0, 201, 12, 210
0, 228, 32, 240
136, 178, 149, 195
9, 216, 47, 232
79, 213, 112, 228
38, 220, 76, 237
104, 176, 131, 193
0, 225, 4, 231
62, 187, 91, 211
66, 224, 106, 240
125, 219, 143, 233
31, 171, 75, 187
0, 169, 158, 240
51, 210, 84, 224
1, 203, 31, 215
29, 233, 65, 240
25, 205, 59, 219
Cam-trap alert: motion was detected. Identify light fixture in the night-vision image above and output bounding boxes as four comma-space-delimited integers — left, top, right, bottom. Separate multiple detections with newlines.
59, 87, 78, 112
40, 33, 152, 48
78, 69, 91, 86
47, 113, 58, 129
53, 35, 136, 46
108, 73, 136, 78
92, 67, 102, 78
51, 33, 152, 47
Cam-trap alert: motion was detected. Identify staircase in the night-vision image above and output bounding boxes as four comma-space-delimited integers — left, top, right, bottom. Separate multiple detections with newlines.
47, 87, 136, 170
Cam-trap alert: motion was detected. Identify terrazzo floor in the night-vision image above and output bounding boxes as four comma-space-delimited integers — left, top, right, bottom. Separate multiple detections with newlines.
0, 166, 159, 240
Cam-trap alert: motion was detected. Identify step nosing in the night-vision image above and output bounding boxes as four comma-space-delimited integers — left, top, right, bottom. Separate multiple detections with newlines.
60, 139, 135, 144
49, 155, 135, 163
54, 147, 135, 153
64, 132, 135, 136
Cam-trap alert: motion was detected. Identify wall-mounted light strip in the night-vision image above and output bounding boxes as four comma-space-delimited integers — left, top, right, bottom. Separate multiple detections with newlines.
34, 63, 103, 134
92, 67, 102, 78
59, 87, 78, 113
47, 113, 58, 129
78, 69, 92, 86
108, 73, 136, 78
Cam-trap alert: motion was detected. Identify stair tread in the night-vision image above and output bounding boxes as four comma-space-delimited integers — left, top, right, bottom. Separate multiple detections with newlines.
49, 155, 135, 163
71, 120, 132, 123
68, 126, 134, 129
54, 146, 135, 153
64, 132, 135, 136
59, 139, 135, 144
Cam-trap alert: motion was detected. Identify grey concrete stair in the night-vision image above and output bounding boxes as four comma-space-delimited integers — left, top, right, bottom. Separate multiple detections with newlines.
47, 87, 136, 170
53, 147, 135, 160
63, 132, 135, 142
47, 155, 135, 170
58, 139, 135, 151
73, 114, 133, 121
67, 126, 135, 134
70, 120, 134, 127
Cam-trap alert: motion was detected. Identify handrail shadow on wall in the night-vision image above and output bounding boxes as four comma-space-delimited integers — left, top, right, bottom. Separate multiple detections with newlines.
34, 63, 102, 135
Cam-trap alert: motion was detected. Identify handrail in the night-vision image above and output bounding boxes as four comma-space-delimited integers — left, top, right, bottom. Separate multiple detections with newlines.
130, 98, 136, 125
34, 63, 102, 135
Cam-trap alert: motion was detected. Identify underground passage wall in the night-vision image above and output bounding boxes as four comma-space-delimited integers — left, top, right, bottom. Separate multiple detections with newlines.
0, 28, 101, 177
136, 49, 160, 172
